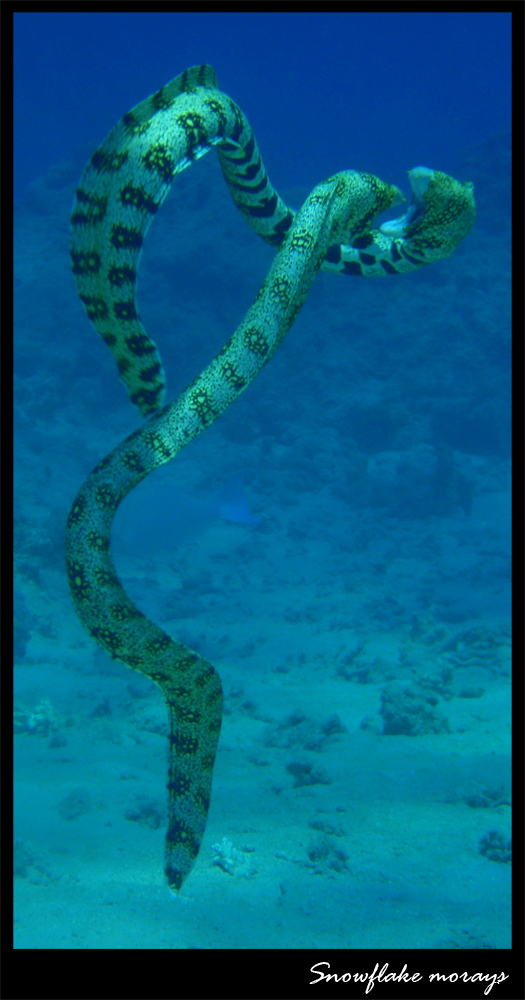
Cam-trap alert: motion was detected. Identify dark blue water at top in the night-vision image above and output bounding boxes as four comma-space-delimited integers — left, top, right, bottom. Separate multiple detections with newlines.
15, 11, 510, 198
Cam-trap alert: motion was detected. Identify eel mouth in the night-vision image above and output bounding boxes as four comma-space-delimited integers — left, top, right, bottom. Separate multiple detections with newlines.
379, 166, 435, 237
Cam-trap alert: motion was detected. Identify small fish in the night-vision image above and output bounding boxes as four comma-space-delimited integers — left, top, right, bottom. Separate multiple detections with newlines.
112, 472, 259, 559
215, 478, 260, 526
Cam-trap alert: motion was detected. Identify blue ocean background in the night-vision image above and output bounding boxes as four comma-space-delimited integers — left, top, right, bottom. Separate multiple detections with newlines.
14, 12, 511, 950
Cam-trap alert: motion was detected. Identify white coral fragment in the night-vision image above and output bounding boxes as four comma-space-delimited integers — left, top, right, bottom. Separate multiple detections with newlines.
13, 698, 59, 735
211, 837, 257, 878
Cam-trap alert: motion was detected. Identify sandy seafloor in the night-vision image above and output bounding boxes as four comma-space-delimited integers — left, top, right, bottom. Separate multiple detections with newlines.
14, 130, 511, 949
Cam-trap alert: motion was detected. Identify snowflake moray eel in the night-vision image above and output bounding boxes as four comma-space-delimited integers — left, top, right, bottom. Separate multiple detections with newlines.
66, 64, 475, 889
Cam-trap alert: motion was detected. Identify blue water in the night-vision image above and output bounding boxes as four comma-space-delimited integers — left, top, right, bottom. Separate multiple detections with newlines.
14, 12, 511, 953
